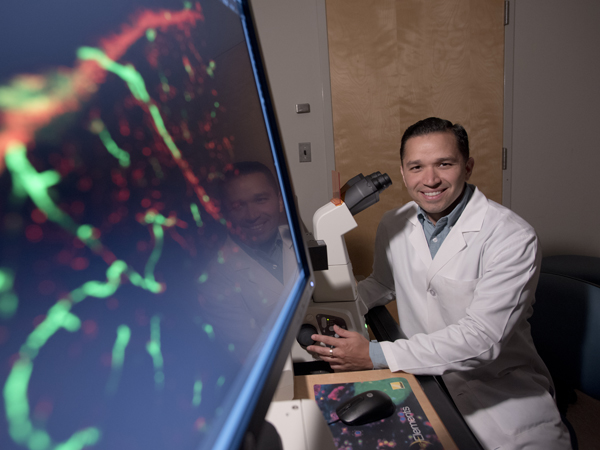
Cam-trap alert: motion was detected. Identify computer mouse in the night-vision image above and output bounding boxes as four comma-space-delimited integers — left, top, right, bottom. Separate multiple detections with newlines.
335, 390, 395, 426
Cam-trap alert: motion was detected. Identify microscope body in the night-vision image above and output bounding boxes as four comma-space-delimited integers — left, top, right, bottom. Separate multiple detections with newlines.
292, 172, 391, 364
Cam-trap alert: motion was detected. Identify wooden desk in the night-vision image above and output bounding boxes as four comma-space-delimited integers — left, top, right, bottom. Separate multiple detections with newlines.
294, 369, 458, 450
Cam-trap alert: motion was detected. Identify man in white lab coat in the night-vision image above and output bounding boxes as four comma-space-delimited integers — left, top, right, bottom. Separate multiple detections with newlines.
198, 162, 296, 360
308, 118, 571, 449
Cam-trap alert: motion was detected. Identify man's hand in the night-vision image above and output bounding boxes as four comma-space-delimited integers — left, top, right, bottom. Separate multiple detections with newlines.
306, 325, 373, 372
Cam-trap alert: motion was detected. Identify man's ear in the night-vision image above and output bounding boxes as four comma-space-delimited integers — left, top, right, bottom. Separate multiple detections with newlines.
465, 157, 475, 181
400, 164, 407, 186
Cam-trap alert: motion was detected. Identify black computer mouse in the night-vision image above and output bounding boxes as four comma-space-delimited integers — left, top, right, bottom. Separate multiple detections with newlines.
335, 390, 395, 426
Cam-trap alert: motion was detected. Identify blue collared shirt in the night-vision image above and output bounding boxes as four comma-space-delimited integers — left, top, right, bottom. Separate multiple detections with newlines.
417, 184, 474, 259
368, 184, 475, 368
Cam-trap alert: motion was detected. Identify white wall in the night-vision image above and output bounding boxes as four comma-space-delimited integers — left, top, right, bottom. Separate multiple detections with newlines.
505, 0, 600, 257
251, 0, 336, 232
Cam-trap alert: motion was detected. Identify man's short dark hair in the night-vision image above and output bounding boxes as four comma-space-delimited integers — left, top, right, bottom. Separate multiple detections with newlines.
399, 117, 469, 163
221, 161, 279, 196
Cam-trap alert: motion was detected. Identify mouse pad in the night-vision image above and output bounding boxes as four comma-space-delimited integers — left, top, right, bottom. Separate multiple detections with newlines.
314, 377, 444, 449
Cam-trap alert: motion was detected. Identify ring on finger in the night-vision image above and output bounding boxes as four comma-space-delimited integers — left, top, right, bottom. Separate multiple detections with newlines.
329, 347, 333, 357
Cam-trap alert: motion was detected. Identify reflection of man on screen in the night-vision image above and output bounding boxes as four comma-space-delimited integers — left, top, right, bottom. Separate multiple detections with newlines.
199, 162, 296, 359
222, 161, 285, 264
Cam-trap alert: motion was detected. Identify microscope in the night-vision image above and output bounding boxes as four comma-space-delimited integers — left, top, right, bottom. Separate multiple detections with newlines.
292, 171, 392, 364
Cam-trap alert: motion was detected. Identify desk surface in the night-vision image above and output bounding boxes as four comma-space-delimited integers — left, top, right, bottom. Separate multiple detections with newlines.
294, 369, 484, 450
294, 369, 458, 450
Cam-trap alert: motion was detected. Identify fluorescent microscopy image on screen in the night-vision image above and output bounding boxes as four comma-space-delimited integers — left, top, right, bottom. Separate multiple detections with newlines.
0, 1, 291, 449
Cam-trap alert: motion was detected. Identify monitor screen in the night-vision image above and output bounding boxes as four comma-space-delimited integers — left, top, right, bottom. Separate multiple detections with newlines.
0, 1, 313, 449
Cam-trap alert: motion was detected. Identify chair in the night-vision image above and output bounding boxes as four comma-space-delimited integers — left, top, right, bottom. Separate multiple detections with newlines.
529, 255, 600, 449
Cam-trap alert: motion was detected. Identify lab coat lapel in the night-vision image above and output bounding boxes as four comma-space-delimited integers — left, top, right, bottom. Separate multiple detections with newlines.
407, 212, 433, 268
280, 225, 297, 283
225, 236, 284, 301
426, 188, 488, 284
426, 227, 467, 284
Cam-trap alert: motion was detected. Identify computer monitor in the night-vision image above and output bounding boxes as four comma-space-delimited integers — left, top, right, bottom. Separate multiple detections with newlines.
0, 1, 314, 449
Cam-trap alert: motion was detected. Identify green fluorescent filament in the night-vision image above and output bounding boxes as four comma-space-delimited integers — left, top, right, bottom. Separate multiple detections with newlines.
90, 119, 131, 167
3, 145, 178, 449
3, 8, 208, 449
192, 380, 203, 406
106, 325, 132, 394
78, 47, 182, 161
0, 267, 18, 319
5, 142, 101, 252
190, 203, 203, 227
146, 315, 165, 389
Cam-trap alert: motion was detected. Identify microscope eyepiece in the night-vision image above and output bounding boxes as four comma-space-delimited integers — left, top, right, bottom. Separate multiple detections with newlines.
341, 171, 393, 216
369, 172, 392, 191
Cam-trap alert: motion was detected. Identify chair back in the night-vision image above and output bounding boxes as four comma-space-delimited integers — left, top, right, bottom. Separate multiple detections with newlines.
530, 256, 600, 403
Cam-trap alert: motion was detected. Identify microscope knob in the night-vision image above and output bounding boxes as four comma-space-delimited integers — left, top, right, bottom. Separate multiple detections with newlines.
297, 324, 318, 347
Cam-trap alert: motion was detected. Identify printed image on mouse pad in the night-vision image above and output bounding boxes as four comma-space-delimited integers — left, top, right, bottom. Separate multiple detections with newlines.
314, 377, 444, 449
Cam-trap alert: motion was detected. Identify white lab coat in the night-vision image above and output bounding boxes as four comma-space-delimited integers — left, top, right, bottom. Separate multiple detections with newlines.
358, 187, 571, 450
198, 226, 297, 359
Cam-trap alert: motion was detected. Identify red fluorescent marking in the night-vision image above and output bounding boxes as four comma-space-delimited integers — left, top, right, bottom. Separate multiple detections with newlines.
71, 201, 85, 215
147, 46, 160, 67
31, 209, 48, 224
169, 228, 191, 252
101, 352, 112, 367
73, 238, 85, 249
111, 171, 127, 187
77, 176, 93, 192
194, 417, 206, 431
101, 250, 117, 265
117, 188, 130, 202
0, 326, 9, 345
108, 212, 121, 224
71, 257, 89, 271
119, 118, 131, 136
106, 297, 119, 310
33, 399, 54, 420
188, 41, 203, 63
82, 319, 98, 336
8, 353, 20, 368
0, 6, 204, 172
135, 308, 149, 326
38, 280, 56, 295
182, 55, 194, 80
56, 250, 72, 265
33, 315, 46, 327
58, 158, 75, 176
25, 225, 43, 242
99, 8, 203, 63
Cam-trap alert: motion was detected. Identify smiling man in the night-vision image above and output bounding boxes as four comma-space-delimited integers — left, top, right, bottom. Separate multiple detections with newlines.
308, 118, 571, 449
221, 161, 284, 256
198, 161, 296, 360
